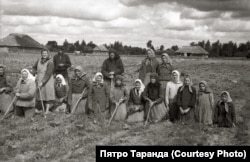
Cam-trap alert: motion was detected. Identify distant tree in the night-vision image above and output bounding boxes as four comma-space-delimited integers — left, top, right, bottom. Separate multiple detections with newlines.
80, 40, 86, 47
87, 41, 96, 49
198, 40, 205, 48
190, 42, 196, 46
171, 45, 179, 51
46, 41, 58, 52
160, 45, 165, 51
74, 41, 80, 51
205, 40, 211, 53
68, 44, 75, 53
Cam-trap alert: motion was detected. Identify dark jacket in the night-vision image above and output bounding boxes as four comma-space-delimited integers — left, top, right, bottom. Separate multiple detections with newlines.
214, 102, 236, 127
68, 74, 90, 105
128, 88, 144, 105
0, 76, 12, 93
53, 53, 71, 75
156, 63, 174, 81
88, 82, 110, 112
138, 58, 159, 82
176, 86, 196, 109
101, 53, 124, 81
142, 82, 163, 104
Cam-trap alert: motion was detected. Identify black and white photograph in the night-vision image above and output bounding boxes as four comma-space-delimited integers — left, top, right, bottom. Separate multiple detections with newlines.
0, 0, 250, 161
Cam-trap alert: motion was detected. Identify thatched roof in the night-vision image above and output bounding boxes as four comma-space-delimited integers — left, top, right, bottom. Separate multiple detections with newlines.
0, 33, 44, 49
93, 45, 108, 52
176, 46, 209, 55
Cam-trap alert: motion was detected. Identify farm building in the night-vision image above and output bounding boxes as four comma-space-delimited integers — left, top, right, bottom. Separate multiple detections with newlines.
175, 46, 209, 57
0, 33, 44, 54
93, 45, 108, 55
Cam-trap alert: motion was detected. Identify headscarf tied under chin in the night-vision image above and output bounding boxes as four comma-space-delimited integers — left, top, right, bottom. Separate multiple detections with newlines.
198, 80, 212, 94
74, 65, 86, 79
172, 70, 181, 84
92, 72, 104, 84
134, 79, 145, 97
179, 74, 193, 93
161, 53, 173, 65
56, 74, 67, 86
21, 69, 36, 81
219, 91, 233, 113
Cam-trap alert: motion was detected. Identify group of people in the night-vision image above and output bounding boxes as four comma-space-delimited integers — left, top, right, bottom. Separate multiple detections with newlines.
0, 48, 236, 128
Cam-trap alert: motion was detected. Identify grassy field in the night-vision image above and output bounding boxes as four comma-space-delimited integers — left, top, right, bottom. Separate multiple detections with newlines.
0, 53, 250, 162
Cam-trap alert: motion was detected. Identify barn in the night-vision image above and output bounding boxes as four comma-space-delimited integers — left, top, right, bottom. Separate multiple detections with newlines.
175, 46, 209, 57
0, 33, 44, 54
93, 45, 108, 55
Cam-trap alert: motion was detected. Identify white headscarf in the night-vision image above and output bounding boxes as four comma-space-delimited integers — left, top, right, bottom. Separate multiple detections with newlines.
92, 72, 104, 84
56, 74, 67, 86
172, 70, 181, 84
21, 69, 35, 81
134, 79, 145, 97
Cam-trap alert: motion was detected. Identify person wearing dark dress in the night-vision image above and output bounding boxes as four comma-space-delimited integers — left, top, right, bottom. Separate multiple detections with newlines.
53, 50, 72, 82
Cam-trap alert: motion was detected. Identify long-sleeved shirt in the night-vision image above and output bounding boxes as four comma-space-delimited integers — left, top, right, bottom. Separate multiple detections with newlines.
101, 58, 124, 81
15, 79, 36, 107
110, 85, 129, 103
128, 88, 144, 105
33, 59, 54, 86
142, 83, 163, 105
214, 102, 236, 127
53, 53, 71, 75
165, 81, 183, 105
177, 86, 196, 109
157, 63, 174, 81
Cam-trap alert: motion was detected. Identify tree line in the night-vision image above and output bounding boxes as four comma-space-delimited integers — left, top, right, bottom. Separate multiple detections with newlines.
46, 39, 250, 57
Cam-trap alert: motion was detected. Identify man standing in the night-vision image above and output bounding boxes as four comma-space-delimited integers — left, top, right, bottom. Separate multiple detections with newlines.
53, 50, 72, 81
101, 48, 124, 89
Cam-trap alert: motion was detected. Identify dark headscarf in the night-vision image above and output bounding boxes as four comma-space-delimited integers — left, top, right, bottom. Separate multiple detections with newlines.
148, 73, 161, 88
108, 48, 120, 60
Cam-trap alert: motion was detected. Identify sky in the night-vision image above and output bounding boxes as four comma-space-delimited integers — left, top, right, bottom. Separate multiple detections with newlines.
1, 0, 250, 48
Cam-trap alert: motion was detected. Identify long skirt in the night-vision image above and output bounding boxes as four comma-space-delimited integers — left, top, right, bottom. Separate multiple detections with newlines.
143, 73, 151, 86
147, 102, 167, 122
36, 76, 55, 102
180, 108, 195, 124
169, 100, 179, 122
72, 94, 87, 114
159, 80, 168, 97
127, 105, 144, 123
110, 103, 127, 121
0, 93, 14, 113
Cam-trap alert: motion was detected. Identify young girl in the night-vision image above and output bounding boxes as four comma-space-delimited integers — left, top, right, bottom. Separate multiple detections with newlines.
14, 69, 36, 117
68, 66, 90, 114
127, 79, 145, 123
0, 64, 13, 113
165, 70, 183, 122
196, 81, 214, 125
143, 73, 167, 123
110, 75, 129, 121
53, 74, 69, 113
88, 72, 110, 123
177, 75, 196, 124
214, 91, 236, 128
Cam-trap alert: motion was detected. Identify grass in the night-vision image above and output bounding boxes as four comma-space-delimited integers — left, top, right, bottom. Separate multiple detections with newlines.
0, 53, 250, 161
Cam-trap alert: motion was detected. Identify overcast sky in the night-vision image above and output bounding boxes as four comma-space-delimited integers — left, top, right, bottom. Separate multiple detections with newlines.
1, 0, 250, 48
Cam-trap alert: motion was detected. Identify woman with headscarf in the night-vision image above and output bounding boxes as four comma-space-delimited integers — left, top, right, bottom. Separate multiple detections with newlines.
68, 65, 90, 114
176, 74, 196, 124
157, 53, 174, 92
33, 49, 55, 114
88, 72, 110, 123
127, 79, 145, 123
101, 48, 124, 89
138, 49, 159, 86
53, 74, 69, 113
196, 81, 214, 125
165, 70, 183, 122
142, 73, 167, 123
0, 64, 13, 113
14, 69, 36, 117
213, 91, 236, 128
110, 75, 129, 121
